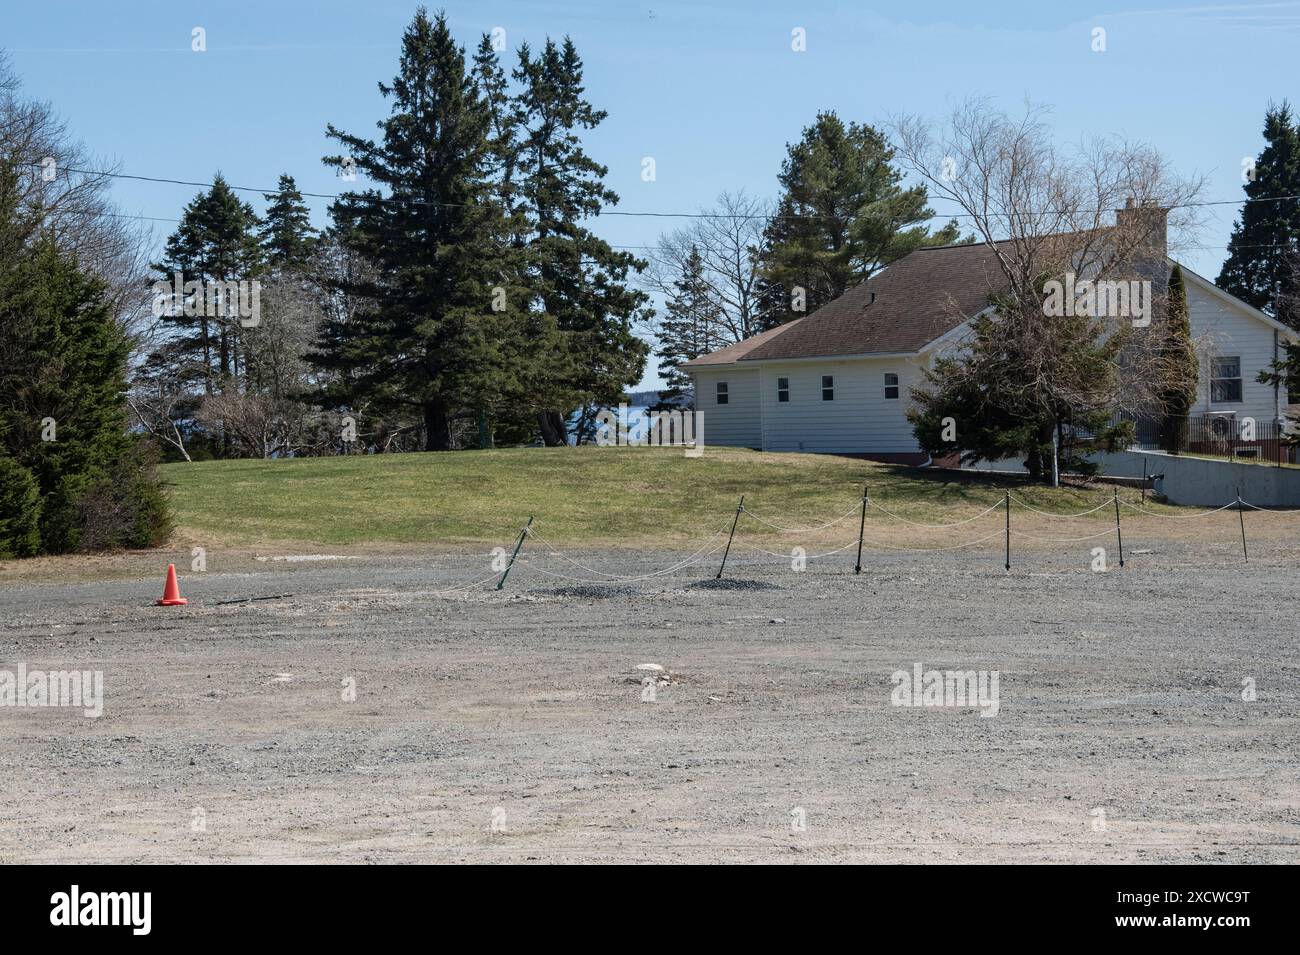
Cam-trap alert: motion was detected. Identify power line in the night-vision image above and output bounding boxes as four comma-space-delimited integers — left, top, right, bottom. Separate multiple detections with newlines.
19, 160, 1300, 224
27, 206, 1289, 255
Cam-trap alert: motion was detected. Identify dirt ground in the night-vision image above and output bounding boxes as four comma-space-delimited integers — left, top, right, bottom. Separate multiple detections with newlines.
1, 513, 1298, 863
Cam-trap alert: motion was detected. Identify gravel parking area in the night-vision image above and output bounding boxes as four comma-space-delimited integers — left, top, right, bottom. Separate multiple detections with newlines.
1, 529, 1298, 863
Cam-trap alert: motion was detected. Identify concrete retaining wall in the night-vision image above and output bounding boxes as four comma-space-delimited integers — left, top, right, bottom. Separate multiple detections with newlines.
964, 450, 1300, 507
1088, 451, 1300, 507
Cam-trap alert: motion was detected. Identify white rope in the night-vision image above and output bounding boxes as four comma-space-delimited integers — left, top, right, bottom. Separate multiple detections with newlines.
869, 498, 1005, 527
513, 539, 728, 585
1011, 526, 1118, 543
1120, 500, 1238, 519
1007, 494, 1114, 518
739, 503, 862, 533
526, 525, 728, 578
428, 569, 504, 597
859, 528, 1007, 552
521, 528, 729, 583
746, 537, 865, 560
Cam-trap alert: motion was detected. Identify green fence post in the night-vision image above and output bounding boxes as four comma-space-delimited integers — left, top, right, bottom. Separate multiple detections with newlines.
496, 516, 534, 591
715, 496, 744, 580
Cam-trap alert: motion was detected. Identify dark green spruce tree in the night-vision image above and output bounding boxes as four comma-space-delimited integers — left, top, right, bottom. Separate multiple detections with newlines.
512, 37, 650, 445
260, 173, 318, 270
0, 158, 169, 554
654, 246, 721, 407
756, 111, 963, 330
315, 8, 523, 451
1217, 102, 1300, 323
153, 173, 263, 392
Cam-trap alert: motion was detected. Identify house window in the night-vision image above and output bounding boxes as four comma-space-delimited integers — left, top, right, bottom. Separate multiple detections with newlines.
1211, 357, 1242, 403
821, 375, 834, 401
777, 377, 789, 402
716, 381, 729, 405
884, 372, 899, 399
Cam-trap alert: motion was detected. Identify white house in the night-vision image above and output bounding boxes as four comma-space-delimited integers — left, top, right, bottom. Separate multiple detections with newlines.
684, 229, 1298, 463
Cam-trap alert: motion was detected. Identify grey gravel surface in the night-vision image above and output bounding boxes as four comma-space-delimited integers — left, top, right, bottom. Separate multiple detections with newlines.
1, 536, 1297, 863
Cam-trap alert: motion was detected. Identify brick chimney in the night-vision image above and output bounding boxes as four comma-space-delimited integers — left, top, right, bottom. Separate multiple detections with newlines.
1115, 197, 1169, 288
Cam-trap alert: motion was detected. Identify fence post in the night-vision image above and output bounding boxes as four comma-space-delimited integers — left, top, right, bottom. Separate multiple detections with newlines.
495, 515, 533, 591
1141, 459, 1147, 505
854, 484, 868, 575
1113, 488, 1125, 567
1004, 490, 1011, 571
715, 495, 744, 579
1236, 487, 1248, 563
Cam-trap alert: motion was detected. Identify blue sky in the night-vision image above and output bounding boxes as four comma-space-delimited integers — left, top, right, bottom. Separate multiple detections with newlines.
4, 0, 1298, 387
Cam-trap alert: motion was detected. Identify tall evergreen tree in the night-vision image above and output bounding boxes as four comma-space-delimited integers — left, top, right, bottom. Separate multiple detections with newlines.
0, 158, 169, 553
654, 246, 722, 406
315, 8, 523, 451
757, 112, 963, 330
512, 37, 650, 445
260, 173, 318, 270
1156, 264, 1200, 452
153, 173, 263, 392
471, 35, 522, 227
1217, 102, 1300, 323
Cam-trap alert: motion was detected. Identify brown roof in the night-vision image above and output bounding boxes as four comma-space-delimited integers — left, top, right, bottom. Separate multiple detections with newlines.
679, 317, 806, 367
692, 241, 1012, 365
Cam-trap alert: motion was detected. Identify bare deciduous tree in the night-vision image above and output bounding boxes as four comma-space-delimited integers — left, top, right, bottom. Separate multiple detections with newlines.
892, 98, 1208, 481
0, 53, 154, 346
645, 190, 769, 346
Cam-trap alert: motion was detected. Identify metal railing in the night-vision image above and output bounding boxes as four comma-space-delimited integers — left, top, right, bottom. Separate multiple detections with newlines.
1119, 413, 1297, 467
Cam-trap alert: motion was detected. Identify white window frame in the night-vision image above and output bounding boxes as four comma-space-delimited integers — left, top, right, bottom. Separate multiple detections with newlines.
884, 372, 899, 400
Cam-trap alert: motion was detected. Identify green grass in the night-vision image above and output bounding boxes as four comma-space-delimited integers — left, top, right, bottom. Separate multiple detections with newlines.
160, 446, 1161, 548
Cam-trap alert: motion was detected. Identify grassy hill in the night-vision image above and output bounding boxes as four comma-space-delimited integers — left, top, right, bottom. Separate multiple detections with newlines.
159, 446, 1152, 549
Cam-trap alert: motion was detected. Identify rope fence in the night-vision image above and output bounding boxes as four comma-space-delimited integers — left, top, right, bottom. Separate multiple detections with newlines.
420, 486, 1294, 595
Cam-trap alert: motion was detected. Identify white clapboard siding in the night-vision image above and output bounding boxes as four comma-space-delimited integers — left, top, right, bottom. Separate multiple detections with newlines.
1186, 280, 1287, 423
691, 367, 762, 448
757, 358, 925, 453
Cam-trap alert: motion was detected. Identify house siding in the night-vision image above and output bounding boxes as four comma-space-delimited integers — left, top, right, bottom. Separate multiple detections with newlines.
692, 358, 926, 456
757, 358, 924, 454
1186, 280, 1286, 423
690, 366, 761, 448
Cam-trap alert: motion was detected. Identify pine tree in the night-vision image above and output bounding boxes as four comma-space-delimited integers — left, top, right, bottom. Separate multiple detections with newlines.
512, 37, 649, 445
757, 112, 963, 330
316, 8, 523, 451
260, 174, 318, 270
154, 173, 263, 392
654, 246, 722, 406
1156, 264, 1200, 451
471, 34, 522, 227
1217, 103, 1300, 323
0, 157, 169, 554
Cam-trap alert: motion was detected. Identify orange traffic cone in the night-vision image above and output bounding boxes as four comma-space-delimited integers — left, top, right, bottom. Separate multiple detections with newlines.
156, 563, 188, 606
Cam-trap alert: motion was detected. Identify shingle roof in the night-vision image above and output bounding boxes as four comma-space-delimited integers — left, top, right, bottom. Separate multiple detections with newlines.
679, 317, 806, 367
690, 241, 1012, 365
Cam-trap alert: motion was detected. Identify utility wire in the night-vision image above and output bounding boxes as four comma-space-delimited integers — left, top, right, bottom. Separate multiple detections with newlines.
17, 160, 1300, 224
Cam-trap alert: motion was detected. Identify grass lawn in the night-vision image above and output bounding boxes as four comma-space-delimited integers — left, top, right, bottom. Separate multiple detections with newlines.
160, 446, 1169, 549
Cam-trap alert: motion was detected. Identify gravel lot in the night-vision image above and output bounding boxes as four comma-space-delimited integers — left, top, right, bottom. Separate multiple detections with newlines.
1, 524, 1298, 863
